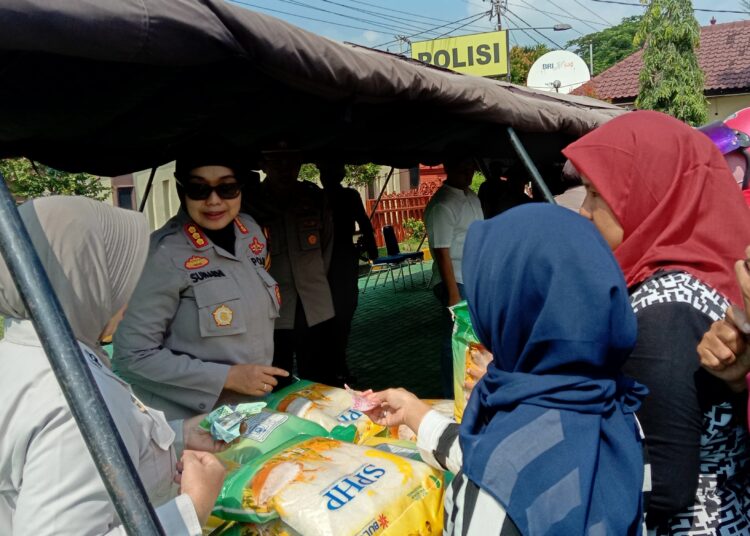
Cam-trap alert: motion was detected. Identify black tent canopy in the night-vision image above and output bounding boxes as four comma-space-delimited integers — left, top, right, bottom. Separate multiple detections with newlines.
0, 3, 626, 533
0, 0, 623, 176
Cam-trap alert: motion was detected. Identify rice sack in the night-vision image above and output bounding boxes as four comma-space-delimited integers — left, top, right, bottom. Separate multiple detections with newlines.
218, 408, 357, 467
450, 301, 491, 422
213, 435, 444, 536
265, 380, 384, 443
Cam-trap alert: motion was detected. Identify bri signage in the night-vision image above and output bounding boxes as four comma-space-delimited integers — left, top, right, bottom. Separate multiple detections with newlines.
411, 31, 508, 77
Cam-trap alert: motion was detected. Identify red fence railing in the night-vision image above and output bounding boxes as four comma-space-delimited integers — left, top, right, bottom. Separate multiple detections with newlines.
366, 182, 440, 248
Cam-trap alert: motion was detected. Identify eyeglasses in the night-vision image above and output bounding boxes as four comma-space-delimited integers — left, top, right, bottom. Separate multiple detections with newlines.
177, 180, 243, 200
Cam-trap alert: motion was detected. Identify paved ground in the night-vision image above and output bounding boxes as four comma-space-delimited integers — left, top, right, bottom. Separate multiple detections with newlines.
347, 260, 444, 399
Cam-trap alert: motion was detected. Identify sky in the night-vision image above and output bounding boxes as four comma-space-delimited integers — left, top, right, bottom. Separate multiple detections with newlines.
228, 0, 749, 52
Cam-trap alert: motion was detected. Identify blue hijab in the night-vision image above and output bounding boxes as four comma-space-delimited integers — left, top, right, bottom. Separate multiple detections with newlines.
460, 204, 647, 536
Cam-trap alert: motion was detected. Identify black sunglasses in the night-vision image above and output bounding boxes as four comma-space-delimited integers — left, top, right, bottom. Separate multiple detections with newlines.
177, 179, 243, 200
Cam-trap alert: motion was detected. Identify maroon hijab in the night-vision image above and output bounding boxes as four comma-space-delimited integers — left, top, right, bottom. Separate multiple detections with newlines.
564, 111, 750, 305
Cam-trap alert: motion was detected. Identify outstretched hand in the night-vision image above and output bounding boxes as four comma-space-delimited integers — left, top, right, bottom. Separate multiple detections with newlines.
362, 388, 432, 435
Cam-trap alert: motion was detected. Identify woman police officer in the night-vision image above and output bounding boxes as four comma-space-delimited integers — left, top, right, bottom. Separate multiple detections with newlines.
114, 151, 289, 419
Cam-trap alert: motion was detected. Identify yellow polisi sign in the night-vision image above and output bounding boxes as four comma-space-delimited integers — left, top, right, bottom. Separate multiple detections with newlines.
411, 31, 508, 77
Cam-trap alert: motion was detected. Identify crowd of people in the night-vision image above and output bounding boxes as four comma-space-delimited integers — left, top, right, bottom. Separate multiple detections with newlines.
3, 109, 750, 535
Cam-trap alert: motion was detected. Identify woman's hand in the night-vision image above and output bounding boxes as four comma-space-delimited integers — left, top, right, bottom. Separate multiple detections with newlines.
182, 414, 227, 453
362, 388, 431, 434
463, 346, 492, 398
175, 450, 226, 527
225, 364, 289, 396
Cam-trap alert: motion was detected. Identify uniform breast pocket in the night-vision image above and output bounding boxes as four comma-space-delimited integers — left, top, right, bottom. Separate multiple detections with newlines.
255, 266, 281, 319
193, 278, 248, 337
297, 217, 322, 251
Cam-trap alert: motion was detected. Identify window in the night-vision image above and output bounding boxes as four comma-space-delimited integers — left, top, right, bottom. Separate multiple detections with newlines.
116, 187, 134, 210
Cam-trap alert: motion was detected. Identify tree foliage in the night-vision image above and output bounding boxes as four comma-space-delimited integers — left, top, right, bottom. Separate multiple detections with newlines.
566, 16, 642, 76
299, 163, 381, 188
634, 0, 707, 125
509, 44, 550, 85
0, 158, 109, 202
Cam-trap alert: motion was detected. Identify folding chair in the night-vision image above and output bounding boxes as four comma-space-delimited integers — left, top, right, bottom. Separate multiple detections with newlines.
382, 225, 425, 287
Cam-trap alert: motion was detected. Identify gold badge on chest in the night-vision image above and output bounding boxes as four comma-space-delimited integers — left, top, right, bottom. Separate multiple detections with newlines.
212, 304, 234, 327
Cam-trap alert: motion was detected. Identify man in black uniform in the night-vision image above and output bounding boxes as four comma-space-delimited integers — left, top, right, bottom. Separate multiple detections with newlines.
319, 162, 378, 384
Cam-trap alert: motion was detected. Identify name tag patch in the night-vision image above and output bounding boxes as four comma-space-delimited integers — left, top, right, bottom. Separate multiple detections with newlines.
190, 269, 226, 283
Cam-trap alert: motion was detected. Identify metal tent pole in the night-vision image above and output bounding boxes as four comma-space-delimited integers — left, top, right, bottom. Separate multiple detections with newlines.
368, 166, 395, 220
0, 175, 164, 535
506, 126, 556, 204
138, 166, 158, 213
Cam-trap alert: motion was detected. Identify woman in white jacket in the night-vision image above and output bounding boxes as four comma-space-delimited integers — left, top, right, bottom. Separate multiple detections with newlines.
0, 196, 225, 535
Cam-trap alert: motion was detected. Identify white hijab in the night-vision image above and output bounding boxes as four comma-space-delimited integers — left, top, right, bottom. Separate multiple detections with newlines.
0, 196, 149, 352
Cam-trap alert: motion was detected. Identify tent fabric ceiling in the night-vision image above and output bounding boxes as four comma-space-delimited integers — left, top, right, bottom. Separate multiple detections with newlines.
0, 0, 625, 176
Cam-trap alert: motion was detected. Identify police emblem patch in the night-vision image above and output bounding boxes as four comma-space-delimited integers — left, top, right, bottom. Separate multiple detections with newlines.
307, 233, 318, 246
212, 304, 234, 327
249, 236, 265, 255
184, 255, 210, 270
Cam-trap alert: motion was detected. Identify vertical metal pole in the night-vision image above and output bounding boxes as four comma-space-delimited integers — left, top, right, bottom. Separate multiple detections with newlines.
0, 176, 164, 535
138, 166, 158, 213
506, 126, 557, 204
589, 43, 594, 76
368, 166, 395, 220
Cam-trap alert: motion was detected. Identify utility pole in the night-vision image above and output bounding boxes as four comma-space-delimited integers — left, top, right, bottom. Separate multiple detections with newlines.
488, 0, 511, 81
589, 43, 594, 76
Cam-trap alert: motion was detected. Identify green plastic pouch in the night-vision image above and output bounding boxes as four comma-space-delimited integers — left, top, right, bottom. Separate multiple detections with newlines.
218, 408, 355, 467
265, 379, 385, 443
450, 301, 491, 423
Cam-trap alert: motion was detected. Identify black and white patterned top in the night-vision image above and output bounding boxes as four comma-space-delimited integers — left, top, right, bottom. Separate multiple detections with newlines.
625, 271, 750, 535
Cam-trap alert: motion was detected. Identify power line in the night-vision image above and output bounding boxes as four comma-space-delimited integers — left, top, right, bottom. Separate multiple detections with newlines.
311, 0, 461, 34
509, 0, 586, 36
511, 0, 605, 29
505, 6, 565, 48
503, 10, 546, 46
229, 0, 385, 32
374, 11, 493, 48
572, 0, 615, 25
270, 0, 433, 34
544, 0, 604, 32
433, 11, 492, 38
343, 0, 490, 31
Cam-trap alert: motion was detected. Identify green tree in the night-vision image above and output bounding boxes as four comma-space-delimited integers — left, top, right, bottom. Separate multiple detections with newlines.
0, 158, 109, 202
298, 163, 381, 188
510, 44, 550, 85
566, 16, 642, 76
634, 0, 707, 125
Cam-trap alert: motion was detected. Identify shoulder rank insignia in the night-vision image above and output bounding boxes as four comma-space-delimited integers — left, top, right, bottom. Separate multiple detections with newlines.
183, 222, 209, 249
275, 284, 282, 306
212, 304, 234, 327
234, 217, 249, 235
184, 255, 210, 270
249, 236, 265, 255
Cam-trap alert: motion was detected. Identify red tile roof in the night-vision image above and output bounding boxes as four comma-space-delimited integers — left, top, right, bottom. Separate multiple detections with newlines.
571, 20, 750, 101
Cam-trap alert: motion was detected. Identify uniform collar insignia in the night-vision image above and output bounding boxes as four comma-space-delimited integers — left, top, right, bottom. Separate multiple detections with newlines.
183, 222, 210, 250
234, 217, 249, 235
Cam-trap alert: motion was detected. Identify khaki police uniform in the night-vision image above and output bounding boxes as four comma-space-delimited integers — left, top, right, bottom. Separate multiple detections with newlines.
249, 181, 337, 384
0, 319, 202, 535
113, 211, 280, 420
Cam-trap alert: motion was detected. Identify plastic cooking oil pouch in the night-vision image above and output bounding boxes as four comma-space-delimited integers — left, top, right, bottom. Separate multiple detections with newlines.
387, 400, 454, 443
449, 301, 492, 423
213, 435, 444, 536
218, 408, 356, 468
265, 379, 384, 443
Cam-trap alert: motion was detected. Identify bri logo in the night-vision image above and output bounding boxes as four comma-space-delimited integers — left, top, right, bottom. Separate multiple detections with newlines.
322, 464, 386, 510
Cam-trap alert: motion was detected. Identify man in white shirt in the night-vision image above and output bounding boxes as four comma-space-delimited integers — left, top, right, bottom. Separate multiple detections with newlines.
424, 159, 483, 397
